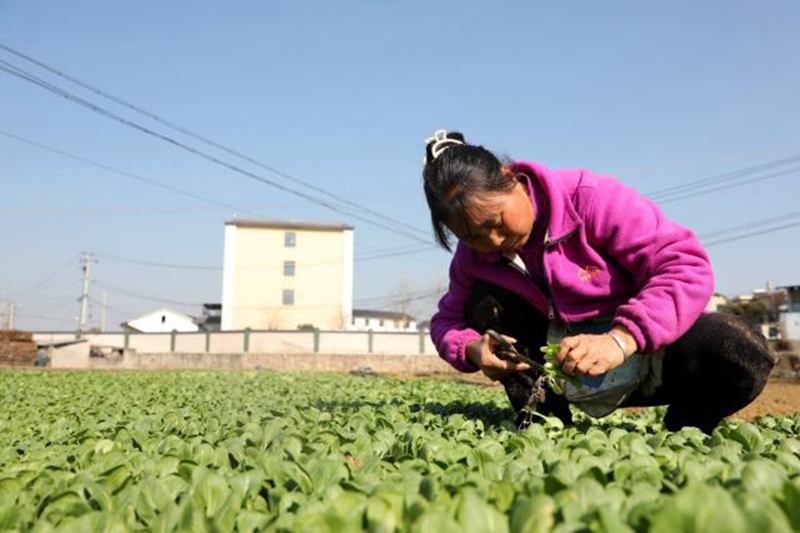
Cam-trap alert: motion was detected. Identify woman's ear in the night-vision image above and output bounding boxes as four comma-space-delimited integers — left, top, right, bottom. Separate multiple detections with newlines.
500, 165, 516, 181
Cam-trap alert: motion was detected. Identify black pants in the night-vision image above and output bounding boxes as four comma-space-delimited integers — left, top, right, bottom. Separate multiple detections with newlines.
464, 281, 775, 433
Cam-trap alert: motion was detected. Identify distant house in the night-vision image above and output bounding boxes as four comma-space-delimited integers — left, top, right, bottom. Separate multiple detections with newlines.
706, 293, 729, 313
221, 217, 354, 331
195, 303, 222, 332
717, 282, 788, 341
349, 309, 418, 332
121, 308, 199, 333
779, 285, 800, 342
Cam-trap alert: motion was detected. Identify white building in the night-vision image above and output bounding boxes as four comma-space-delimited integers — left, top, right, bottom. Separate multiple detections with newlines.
706, 293, 729, 312
779, 285, 800, 342
221, 218, 354, 331
121, 308, 199, 333
349, 309, 418, 332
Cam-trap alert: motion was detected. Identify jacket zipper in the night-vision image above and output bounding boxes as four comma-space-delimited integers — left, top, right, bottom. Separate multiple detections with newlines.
543, 226, 580, 250
542, 226, 581, 329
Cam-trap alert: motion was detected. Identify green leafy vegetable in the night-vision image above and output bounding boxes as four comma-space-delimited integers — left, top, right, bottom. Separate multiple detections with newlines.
0, 371, 796, 531
540, 342, 581, 394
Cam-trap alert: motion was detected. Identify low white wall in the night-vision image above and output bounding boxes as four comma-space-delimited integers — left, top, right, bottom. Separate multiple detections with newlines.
84, 333, 126, 347
49, 351, 453, 374
47, 341, 90, 369
318, 331, 368, 353
33, 330, 436, 356
209, 332, 245, 354
373, 332, 422, 355
175, 333, 207, 353
35, 333, 81, 345
249, 331, 314, 353
128, 334, 172, 353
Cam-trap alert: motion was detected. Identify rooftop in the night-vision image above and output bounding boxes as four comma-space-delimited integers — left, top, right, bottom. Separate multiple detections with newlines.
353, 309, 416, 322
225, 217, 354, 231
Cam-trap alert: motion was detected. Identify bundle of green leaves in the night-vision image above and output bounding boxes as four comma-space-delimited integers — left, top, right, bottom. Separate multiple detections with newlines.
540, 343, 580, 395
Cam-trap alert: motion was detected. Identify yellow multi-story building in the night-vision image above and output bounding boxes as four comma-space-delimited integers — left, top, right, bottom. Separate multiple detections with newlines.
221, 218, 354, 330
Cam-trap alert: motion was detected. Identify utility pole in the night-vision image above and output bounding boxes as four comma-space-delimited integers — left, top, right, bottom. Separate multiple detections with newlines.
6, 301, 14, 330
100, 290, 107, 333
78, 251, 94, 334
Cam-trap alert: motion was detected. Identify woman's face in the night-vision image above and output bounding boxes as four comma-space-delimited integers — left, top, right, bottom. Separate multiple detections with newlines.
447, 179, 535, 254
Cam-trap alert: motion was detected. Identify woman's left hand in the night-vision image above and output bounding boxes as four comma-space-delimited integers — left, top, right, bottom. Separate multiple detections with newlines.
555, 331, 632, 377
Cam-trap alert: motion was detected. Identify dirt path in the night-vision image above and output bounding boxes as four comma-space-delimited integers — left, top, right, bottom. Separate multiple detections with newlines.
733, 380, 800, 420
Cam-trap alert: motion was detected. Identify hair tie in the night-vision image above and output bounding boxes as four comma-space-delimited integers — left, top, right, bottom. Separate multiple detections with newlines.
423, 129, 464, 165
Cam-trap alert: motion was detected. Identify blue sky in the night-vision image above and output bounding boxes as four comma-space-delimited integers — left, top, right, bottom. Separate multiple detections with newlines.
1, 1, 798, 331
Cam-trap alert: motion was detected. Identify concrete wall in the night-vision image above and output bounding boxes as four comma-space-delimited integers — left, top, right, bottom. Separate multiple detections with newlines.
33, 330, 436, 356
128, 334, 172, 353
134, 353, 450, 375
318, 331, 370, 353
87, 334, 127, 348
249, 331, 314, 353
44, 348, 457, 375
47, 341, 91, 369
372, 332, 424, 355
34, 328, 453, 374
35, 332, 80, 345
174, 334, 207, 353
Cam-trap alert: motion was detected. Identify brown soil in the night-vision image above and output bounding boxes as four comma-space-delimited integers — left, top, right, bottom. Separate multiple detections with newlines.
398, 372, 800, 421
732, 379, 800, 421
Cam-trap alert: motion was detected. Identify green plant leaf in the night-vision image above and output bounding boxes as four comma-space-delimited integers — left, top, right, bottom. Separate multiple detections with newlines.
509, 495, 556, 533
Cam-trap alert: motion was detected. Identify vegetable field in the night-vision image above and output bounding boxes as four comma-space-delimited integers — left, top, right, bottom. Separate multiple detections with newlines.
1, 372, 799, 532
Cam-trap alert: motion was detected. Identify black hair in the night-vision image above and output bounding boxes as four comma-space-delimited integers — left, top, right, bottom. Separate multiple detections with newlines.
422, 132, 514, 251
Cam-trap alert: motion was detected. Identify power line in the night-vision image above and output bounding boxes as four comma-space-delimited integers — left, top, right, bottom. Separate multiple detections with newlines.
0, 129, 429, 255
355, 287, 443, 306
646, 153, 800, 200
88, 296, 129, 319
703, 219, 800, 248
14, 312, 76, 325
94, 243, 438, 271
0, 58, 427, 244
698, 210, 800, 240
67, 215, 800, 318
93, 280, 202, 308
0, 42, 429, 238
0, 45, 432, 243
97, 252, 221, 271
0, 129, 262, 217
16, 297, 79, 316
0, 258, 76, 298
657, 167, 800, 205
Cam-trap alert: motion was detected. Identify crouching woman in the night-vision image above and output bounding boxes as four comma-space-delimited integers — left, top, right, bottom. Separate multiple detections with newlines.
422, 130, 774, 433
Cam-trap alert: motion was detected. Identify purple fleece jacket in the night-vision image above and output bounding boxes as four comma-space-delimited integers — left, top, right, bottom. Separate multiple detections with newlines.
430, 161, 714, 373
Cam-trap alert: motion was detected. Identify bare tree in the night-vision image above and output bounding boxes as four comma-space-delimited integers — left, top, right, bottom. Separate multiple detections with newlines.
389, 277, 416, 318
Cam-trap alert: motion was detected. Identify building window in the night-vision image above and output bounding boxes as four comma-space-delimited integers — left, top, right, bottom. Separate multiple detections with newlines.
284, 232, 296, 248
284, 260, 295, 276
282, 289, 295, 305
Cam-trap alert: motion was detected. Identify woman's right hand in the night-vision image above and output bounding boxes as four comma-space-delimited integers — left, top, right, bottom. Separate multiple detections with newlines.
466, 333, 531, 381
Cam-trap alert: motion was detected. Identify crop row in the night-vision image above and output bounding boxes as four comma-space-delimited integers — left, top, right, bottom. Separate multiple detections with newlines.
0, 371, 798, 532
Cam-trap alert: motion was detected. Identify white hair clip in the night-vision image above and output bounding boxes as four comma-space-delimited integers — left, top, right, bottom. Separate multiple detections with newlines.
423, 129, 464, 164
